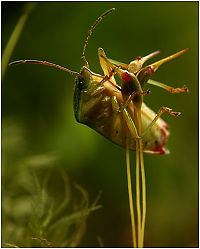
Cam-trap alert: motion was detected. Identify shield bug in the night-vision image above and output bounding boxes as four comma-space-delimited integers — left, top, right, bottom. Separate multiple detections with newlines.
9, 8, 189, 247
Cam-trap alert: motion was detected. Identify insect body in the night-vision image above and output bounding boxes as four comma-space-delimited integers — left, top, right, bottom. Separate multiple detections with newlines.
74, 60, 169, 154
73, 40, 188, 154
9, 7, 188, 155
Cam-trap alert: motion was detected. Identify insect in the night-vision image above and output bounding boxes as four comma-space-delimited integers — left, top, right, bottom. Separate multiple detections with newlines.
9, 9, 189, 155
9, 8, 189, 247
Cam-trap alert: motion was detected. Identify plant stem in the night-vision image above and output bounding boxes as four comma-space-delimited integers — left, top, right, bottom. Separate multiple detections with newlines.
136, 139, 141, 247
126, 145, 137, 247
139, 138, 146, 248
2, 3, 36, 79
135, 108, 146, 248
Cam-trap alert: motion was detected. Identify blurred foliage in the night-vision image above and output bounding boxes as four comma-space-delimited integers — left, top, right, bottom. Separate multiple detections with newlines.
2, 120, 101, 247
2, 3, 36, 79
2, 2, 198, 247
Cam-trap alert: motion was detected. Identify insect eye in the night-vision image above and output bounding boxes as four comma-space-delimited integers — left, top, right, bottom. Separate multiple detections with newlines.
76, 76, 86, 90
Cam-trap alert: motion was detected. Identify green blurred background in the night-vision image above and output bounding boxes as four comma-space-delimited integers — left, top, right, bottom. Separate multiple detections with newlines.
2, 2, 198, 247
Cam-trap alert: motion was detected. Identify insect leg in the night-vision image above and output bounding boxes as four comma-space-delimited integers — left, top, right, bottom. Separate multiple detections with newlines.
98, 48, 142, 93
142, 107, 181, 137
98, 48, 116, 82
100, 71, 121, 91
111, 96, 140, 139
111, 95, 122, 113
99, 69, 115, 82
147, 79, 189, 93
106, 58, 129, 70
98, 48, 131, 81
118, 90, 151, 112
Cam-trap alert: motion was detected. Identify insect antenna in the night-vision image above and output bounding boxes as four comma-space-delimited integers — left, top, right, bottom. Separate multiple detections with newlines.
82, 8, 115, 68
9, 60, 80, 77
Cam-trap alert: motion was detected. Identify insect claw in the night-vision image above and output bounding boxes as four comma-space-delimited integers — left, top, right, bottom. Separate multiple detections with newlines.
144, 89, 151, 95
182, 86, 190, 93
169, 86, 189, 93
171, 111, 181, 116
163, 107, 181, 117
162, 107, 172, 112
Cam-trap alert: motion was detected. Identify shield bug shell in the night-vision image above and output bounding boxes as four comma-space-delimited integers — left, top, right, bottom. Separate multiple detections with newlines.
9, 8, 189, 155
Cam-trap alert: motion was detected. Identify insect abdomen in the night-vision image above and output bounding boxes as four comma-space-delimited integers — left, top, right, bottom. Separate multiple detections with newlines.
74, 77, 169, 154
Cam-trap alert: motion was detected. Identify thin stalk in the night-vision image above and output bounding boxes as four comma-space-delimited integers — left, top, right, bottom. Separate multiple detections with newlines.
2, 3, 36, 79
135, 138, 141, 247
125, 144, 137, 247
135, 109, 146, 248
139, 138, 146, 247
